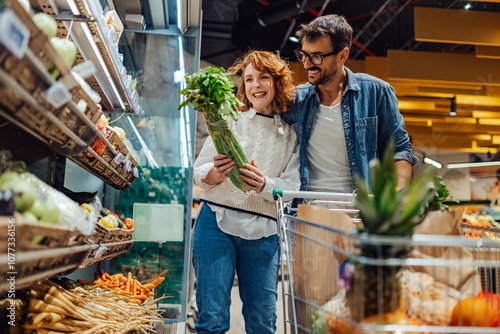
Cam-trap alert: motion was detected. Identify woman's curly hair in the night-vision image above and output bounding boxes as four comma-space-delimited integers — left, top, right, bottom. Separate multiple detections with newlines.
227, 51, 295, 114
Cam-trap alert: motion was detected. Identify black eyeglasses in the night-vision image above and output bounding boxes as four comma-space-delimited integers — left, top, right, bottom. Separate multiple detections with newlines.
294, 49, 338, 65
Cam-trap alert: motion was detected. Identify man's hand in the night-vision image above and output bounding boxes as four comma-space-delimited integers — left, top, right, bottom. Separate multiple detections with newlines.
202, 154, 234, 184
240, 159, 266, 193
395, 160, 413, 190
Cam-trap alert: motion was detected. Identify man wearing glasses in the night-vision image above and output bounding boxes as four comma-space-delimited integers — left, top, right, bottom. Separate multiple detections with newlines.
281, 14, 417, 197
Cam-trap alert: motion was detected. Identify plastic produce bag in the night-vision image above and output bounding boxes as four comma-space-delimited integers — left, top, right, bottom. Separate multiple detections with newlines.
19, 173, 98, 235
104, 10, 123, 49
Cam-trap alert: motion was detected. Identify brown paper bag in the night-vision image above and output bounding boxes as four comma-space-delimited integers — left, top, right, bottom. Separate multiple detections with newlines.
291, 204, 356, 333
411, 208, 482, 297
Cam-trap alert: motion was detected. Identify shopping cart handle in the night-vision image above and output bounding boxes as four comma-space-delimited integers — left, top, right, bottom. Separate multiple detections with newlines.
273, 189, 283, 201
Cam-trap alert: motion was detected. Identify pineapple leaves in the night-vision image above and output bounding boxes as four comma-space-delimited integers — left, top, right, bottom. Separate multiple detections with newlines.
354, 139, 436, 237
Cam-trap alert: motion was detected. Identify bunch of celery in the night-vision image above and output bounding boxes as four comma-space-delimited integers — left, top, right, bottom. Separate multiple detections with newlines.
178, 67, 249, 191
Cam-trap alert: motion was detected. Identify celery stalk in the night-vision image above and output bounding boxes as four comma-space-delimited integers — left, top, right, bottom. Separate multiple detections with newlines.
178, 67, 249, 191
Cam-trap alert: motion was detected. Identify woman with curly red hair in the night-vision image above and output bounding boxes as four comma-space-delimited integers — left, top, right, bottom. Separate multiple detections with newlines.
193, 50, 300, 333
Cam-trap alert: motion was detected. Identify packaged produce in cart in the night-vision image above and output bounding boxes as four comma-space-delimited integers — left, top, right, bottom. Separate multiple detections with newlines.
274, 143, 500, 334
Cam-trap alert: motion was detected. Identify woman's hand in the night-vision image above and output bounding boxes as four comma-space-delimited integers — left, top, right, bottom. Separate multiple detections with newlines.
202, 154, 234, 184
240, 159, 266, 193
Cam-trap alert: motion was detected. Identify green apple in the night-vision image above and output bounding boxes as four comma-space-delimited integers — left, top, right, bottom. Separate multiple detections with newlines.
0, 172, 21, 187
23, 211, 38, 223
26, 200, 44, 219
0, 179, 37, 213
40, 201, 60, 224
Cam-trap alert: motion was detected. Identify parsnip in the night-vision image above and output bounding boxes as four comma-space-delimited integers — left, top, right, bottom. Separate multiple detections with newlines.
28, 299, 70, 316
26, 312, 64, 325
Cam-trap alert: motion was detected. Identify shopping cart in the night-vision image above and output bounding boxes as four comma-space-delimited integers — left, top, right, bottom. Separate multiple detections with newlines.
274, 189, 500, 334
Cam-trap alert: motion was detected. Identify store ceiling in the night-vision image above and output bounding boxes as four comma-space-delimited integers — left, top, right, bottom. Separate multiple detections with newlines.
199, 0, 500, 154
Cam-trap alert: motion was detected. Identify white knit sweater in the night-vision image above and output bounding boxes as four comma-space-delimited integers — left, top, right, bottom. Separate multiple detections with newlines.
194, 109, 300, 220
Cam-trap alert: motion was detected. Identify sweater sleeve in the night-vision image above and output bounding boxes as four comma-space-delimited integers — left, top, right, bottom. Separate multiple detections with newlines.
259, 144, 300, 202
193, 135, 218, 191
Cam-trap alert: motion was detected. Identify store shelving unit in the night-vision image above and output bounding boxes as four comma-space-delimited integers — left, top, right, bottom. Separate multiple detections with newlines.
0, 240, 133, 294
33, 0, 141, 113
35, 0, 141, 114
0, 0, 139, 295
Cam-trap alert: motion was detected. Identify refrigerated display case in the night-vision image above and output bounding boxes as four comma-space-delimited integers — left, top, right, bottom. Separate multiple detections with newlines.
0, 0, 201, 329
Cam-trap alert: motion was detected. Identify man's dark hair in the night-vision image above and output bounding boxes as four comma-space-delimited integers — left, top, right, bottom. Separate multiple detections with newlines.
296, 14, 353, 54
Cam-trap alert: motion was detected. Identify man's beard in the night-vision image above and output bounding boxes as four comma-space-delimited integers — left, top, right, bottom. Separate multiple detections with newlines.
308, 65, 337, 86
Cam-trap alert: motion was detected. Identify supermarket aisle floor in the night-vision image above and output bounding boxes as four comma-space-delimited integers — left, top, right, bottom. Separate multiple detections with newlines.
228, 280, 285, 334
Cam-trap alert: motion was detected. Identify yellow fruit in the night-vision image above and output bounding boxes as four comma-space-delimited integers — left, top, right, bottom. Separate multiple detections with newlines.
359, 310, 427, 334
450, 297, 495, 327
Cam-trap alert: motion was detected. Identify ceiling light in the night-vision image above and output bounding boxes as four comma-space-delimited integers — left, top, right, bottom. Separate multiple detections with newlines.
449, 96, 457, 116
447, 160, 500, 169
424, 157, 442, 169
289, 36, 299, 43
464, 3, 471, 10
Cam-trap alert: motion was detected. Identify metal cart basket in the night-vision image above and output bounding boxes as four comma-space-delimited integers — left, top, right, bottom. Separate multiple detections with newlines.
274, 190, 500, 334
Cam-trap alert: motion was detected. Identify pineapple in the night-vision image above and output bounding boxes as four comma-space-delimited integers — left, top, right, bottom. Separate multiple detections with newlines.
347, 141, 436, 321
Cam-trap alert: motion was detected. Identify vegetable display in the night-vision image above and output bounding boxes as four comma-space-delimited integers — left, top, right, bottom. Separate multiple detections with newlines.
21, 279, 166, 333
178, 67, 250, 191
78, 270, 165, 303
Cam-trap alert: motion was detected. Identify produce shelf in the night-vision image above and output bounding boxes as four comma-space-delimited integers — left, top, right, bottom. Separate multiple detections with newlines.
0, 240, 133, 294
0, 0, 136, 189
80, 240, 134, 267
36, 0, 141, 114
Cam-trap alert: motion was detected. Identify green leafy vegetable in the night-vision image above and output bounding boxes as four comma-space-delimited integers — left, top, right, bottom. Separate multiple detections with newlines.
178, 67, 249, 191
428, 174, 459, 211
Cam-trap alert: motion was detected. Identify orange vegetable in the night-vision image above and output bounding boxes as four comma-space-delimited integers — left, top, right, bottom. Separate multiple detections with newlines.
107, 209, 119, 218
125, 272, 132, 292
150, 277, 165, 287
87, 270, 160, 304
124, 218, 134, 229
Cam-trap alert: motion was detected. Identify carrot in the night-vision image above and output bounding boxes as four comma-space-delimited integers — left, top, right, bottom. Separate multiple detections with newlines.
119, 276, 127, 284
130, 295, 147, 301
150, 277, 165, 287
77, 279, 92, 285
147, 292, 155, 297
125, 272, 132, 292
132, 280, 137, 295
143, 283, 154, 290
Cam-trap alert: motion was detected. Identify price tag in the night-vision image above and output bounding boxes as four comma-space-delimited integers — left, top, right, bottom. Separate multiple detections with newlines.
113, 152, 124, 165
71, 61, 97, 80
0, 10, 30, 59
93, 245, 108, 259
124, 159, 132, 172
76, 99, 88, 113
45, 81, 72, 109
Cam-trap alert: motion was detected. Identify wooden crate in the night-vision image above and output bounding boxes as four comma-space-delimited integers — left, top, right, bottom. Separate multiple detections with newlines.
0, 1, 102, 157
0, 213, 84, 251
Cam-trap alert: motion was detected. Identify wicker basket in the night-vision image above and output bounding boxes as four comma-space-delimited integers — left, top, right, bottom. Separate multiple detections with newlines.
0, 213, 85, 251
85, 222, 134, 245
75, 128, 138, 190
0, 244, 90, 283
0, 1, 102, 157
82, 223, 134, 265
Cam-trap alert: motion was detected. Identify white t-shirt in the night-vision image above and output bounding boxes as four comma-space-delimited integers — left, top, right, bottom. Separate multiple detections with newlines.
307, 103, 353, 193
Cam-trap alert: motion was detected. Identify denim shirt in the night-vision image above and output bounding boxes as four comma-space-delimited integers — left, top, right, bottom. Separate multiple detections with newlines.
281, 67, 418, 191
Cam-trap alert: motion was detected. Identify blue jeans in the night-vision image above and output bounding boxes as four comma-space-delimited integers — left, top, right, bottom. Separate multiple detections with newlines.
192, 204, 280, 334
